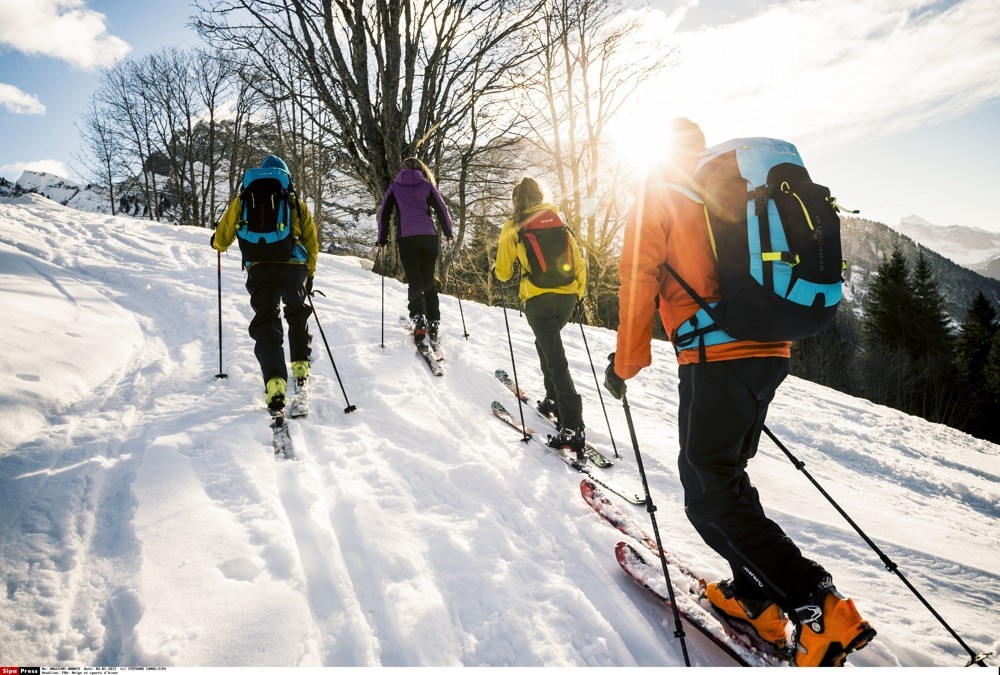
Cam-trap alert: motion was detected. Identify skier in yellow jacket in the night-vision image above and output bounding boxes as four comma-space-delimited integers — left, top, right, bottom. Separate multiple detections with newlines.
212, 154, 319, 414
494, 177, 588, 461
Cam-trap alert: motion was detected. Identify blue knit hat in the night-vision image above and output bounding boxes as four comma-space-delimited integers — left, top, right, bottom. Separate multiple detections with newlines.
261, 154, 289, 172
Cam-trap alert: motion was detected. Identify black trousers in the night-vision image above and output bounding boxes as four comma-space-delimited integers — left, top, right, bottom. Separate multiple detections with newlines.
524, 293, 583, 430
245, 264, 312, 385
397, 235, 440, 321
677, 357, 827, 612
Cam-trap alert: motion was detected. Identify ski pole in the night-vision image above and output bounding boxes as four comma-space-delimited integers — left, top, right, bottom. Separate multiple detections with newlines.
621, 392, 689, 666
215, 250, 227, 379
448, 241, 470, 340
497, 279, 529, 442
762, 425, 990, 667
308, 290, 357, 414
379, 245, 385, 349
574, 302, 619, 458
457, 292, 470, 340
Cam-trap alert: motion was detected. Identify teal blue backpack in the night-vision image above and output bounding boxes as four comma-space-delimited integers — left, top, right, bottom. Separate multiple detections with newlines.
235, 166, 298, 266
667, 138, 849, 354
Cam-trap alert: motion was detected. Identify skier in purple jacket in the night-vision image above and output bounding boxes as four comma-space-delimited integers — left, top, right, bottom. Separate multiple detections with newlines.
377, 157, 454, 343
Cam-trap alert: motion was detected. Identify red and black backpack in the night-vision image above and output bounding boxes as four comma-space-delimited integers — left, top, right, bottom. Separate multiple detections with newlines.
518, 209, 576, 288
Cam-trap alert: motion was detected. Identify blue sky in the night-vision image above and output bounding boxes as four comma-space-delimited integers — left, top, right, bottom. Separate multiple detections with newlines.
1, 0, 999, 233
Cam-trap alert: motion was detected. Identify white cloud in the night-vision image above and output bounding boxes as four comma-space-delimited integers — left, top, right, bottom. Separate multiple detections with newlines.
0, 159, 71, 182
0, 0, 130, 70
0, 83, 45, 114
639, 0, 1000, 151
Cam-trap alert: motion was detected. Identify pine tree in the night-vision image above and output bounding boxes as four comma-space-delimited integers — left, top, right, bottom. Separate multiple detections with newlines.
985, 331, 1000, 395
906, 249, 963, 425
863, 246, 915, 352
861, 246, 916, 410
957, 291, 998, 381
957, 292, 1000, 441
909, 249, 953, 358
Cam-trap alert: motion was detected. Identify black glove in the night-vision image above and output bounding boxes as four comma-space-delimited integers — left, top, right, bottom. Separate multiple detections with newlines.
604, 352, 627, 400
210, 232, 216, 247
305, 275, 314, 296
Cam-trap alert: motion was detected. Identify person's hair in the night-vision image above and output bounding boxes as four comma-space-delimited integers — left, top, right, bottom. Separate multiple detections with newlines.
511, 176, 546, 223
401, 157, 435, 186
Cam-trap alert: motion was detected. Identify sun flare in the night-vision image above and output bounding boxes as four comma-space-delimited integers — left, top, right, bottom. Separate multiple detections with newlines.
607, 106, 680, 176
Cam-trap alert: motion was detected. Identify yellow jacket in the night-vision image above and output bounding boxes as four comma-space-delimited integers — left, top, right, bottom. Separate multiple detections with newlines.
494, 202, 587, 304
212, 193, 319, 276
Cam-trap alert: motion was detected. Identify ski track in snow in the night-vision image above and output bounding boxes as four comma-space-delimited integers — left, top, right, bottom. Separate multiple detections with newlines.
1, 194, 998, 667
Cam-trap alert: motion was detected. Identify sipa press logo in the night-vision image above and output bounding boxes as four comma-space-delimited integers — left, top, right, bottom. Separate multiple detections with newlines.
3, 669, 41, 675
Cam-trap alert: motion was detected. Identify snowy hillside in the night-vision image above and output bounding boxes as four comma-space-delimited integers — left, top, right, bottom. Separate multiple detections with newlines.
1, 193, 998, 668
896, 215, 1000, 279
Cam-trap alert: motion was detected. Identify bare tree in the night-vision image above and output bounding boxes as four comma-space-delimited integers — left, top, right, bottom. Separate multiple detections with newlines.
193, 1, 544, 232
517, 0, 674, 322
75, 100, 121, 215
91, 59, 165, 219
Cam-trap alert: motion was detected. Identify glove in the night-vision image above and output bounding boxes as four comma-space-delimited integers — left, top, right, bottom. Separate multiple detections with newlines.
376, 239, 387, 247
210, 232, 216, 247
305, 275, 314, 296
604, 352, 627, 400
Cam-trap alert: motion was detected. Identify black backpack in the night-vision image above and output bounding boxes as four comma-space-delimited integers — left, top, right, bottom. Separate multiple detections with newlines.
666, 137, 847, 350
518, 208, 576, 288
235, 166, 297, 265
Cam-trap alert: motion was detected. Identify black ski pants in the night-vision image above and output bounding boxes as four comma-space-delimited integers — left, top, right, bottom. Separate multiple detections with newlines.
397, 234, 440, 322
524, 292, 583, 430
245, 263, 312, 385
677, 357, 827, 612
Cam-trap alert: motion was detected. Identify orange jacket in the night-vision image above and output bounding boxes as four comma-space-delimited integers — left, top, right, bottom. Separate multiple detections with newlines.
615, 178, 790, 379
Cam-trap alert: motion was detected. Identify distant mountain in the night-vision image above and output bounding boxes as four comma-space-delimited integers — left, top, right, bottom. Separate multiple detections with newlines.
842, 216, 1000, 321
895, 215, 1000, 281
0, 171, 116, 215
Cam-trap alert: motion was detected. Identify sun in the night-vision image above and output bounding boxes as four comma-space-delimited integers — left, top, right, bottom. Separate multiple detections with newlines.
606, 105, 681, 176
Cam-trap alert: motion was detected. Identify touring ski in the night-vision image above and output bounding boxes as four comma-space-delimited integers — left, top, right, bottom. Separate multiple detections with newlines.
428, 336, 445, 361
289, 380, 309, 418
581, 479, 788, 665
616, 541, 780, 667
494, 368, 613, 468
270, 412, 295, 460
417, 339, 444, 376
401, 315, 445, 361
400, 315, 445, 374
491, 401, 644, 505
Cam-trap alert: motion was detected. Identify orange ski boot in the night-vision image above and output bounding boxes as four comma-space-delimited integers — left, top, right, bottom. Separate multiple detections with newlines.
705, 578, 789, 648
791, 577, 877, 667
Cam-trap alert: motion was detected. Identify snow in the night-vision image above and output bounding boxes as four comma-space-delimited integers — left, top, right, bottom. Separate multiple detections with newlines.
1, 192, 998, 669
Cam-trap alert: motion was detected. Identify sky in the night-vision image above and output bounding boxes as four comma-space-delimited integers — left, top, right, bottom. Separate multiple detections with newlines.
1, 0, 999, 232
1, 192, 998, 667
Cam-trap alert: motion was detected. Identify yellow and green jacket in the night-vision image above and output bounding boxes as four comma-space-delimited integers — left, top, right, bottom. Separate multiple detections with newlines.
494, 202, 587, 304
212, 193, 319, 276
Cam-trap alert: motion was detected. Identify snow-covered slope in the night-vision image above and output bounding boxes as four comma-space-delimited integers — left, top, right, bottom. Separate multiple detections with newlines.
1, 193, 998, 667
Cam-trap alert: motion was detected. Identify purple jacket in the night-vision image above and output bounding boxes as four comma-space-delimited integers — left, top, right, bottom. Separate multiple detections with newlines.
376, 169, 453, 244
